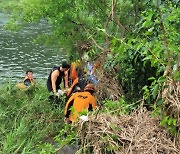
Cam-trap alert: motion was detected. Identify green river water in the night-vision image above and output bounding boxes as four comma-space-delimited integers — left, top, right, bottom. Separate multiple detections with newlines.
0, 13, 67, 84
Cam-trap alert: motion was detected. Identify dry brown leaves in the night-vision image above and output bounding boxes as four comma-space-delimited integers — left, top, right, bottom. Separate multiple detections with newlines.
95, 69, 123, 101
162, 77, 180, 123
77, 107, 180, 154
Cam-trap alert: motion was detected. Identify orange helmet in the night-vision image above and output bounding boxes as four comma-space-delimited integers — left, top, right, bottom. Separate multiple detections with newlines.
84, 84, 96, 92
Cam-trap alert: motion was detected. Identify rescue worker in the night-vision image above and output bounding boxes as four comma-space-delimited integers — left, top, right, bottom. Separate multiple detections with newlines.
24, 70, 35, 86
47, 60, 70, 99
65, 60, 83, 88
16, 70, 35, 90
64, 84, 97, 122
66, 67, 87, 98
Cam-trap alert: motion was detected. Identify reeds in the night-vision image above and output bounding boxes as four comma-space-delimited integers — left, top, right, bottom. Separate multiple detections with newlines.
0, 83, 63, 153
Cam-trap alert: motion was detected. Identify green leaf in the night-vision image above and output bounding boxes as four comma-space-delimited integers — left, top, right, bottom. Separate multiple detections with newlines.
134, 54, 139, 64
142, 57, 150, 61
168, 126, 176, 136
142, 20, 151, 28
146, 11, 153, 21
152, 84, 158, 99
160, 116, 168, 126
148, 27, 154, 32
174, 71, 180, 81
157, 76, 166, 83
173, 119, 177, 126
167, 118, 173, 126
155, 19, 160, 24
148, 77, 156, 81
156, 98, 164, 106
118, 44, 125, 55
96, 28, 106, 33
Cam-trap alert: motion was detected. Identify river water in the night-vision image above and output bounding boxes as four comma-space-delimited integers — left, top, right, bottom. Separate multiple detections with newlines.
0, 13, 67, 84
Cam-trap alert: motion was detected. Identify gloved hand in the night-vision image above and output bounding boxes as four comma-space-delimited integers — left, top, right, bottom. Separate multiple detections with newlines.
79, 115, 89, 122
57, 89, 64, 96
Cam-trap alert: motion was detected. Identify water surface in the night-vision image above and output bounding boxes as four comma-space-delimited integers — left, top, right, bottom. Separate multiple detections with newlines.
0, 13, 67, 84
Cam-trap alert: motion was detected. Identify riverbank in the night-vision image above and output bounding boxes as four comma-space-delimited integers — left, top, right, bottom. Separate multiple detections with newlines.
0, 83, 64, 153
0, 82, 179, 153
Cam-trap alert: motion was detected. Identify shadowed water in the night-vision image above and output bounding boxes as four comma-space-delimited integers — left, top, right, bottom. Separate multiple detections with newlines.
0, 13, 67, 84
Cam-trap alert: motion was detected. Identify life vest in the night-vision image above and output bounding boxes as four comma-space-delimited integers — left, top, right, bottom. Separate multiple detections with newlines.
16, 75, 35, 90
16, 83, 27, 90
47, 66, 65, 92
24, 76, 35, 86
70, 62, 78, 81
67, 61, 85, 87
65, 91, 97, 122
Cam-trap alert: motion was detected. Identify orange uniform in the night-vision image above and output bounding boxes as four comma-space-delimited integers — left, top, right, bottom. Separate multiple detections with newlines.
64, 91, 97, 122
67, 61, 83, 84
70, 62, 78, 81
67, 78, 79, 97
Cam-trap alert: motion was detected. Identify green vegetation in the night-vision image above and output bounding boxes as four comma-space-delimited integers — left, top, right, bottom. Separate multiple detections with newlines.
0, 0, 179, 153
0, 0, 179, 96
0, 83, 65, 153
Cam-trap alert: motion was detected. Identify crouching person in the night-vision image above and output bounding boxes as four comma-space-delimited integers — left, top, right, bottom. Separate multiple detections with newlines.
47, 60, 70, 106
64, 84, 97, 123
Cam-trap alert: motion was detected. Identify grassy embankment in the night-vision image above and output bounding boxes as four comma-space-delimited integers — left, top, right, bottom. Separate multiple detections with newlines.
0, 82, 66, 153
0, 81, 179, 154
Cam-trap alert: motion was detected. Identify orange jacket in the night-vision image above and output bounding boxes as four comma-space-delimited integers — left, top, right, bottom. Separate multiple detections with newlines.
70, 62, 78, 81
64, 91, 97, 122
67, 78, 79, 97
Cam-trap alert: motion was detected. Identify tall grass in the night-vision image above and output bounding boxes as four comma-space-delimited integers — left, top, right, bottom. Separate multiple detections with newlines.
0, 82, 65, 153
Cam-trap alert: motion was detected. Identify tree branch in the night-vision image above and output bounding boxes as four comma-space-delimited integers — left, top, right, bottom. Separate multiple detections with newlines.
113, 13, 126, 38
100, 0, 126, 38
158, 6, 172, 77
104, 0, 117, 50
82, 24, 105, 51
86, 0, 99, 17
